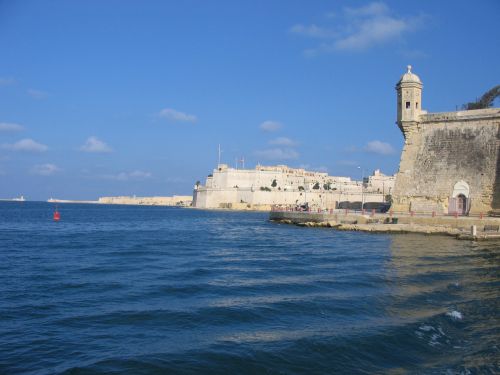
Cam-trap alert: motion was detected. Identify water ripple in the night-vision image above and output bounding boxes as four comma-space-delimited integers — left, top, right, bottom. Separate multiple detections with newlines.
0, 202, 498, 374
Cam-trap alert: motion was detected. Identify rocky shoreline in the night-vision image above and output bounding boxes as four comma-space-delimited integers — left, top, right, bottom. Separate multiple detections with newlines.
270, 211, 500, 241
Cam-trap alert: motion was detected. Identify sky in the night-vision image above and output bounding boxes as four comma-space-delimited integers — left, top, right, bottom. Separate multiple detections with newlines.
0, 0, 499, 200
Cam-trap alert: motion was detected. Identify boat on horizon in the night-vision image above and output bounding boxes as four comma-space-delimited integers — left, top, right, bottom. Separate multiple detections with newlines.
0, 195, 26, 202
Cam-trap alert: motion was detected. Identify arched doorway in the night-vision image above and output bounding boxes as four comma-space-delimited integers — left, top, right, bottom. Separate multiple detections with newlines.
449, 181, 470, 215
456, 194, 467, 215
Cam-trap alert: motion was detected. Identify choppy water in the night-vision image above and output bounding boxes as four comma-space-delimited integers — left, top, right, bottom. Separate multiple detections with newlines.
0, 202, 498, 374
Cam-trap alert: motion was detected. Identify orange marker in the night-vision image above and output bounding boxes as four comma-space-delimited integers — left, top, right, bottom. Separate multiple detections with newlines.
53, 208, 61, 221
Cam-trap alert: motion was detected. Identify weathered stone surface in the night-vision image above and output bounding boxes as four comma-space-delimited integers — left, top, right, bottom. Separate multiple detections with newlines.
193, 164, 392, 210
97, 195, 192, 206
392, 67, 500, 215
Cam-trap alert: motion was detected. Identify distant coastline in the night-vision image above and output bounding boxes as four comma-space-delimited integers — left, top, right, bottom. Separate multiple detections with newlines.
47, 198, 98, 204
47, 195, 192, 207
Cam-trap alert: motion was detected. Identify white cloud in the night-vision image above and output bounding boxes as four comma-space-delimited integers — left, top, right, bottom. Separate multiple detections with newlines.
2, 138, 48, 152
0, 122, 24, 132
344, 2, 389, 17
335, 16, 409, 51
0, 77, 16, 86
290, 2, 425, 55
344, 145, 359, 153
27, 88, 49, 99
259, 120, 282, 132
289, 24, 338, 38
254, 148, 299, 160
364, 140, 395, 155
103, 170, 152, 181
298, 164, 328, 172
159, 108, 197, 123
80, 136, 112, 153
269, 137, 297, 146
31, 163, 61, 176
128, 170, 151, 179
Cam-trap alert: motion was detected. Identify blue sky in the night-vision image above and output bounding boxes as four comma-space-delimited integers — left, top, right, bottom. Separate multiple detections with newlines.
1, 0, 499, 200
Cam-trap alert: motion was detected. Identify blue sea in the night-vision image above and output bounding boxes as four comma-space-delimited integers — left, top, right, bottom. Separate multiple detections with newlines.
0, 202, 498, 374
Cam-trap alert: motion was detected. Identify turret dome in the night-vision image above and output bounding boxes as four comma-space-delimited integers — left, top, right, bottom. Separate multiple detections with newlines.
399, 65, 421, 84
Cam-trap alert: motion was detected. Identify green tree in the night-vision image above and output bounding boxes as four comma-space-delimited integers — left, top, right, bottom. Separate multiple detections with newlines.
462, 85, 500, 110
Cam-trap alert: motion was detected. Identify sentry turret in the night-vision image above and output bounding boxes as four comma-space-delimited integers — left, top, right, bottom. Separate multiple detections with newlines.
396, 65, 423, 136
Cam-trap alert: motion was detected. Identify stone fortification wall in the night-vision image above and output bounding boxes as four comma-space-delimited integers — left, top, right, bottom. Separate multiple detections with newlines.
193, 186, 385, 210
419, 108, 500, 123
392, 108, 500, 214
205, 164, 354, 192
193, 164, 394, 209
192, 164, 390, 210
98, 195, 192, 206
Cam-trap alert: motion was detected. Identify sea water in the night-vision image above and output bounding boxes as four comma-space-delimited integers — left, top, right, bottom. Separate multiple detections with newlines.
0, 202, 498, 374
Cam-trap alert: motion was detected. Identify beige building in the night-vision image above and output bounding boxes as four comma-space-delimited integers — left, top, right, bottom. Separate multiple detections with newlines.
364, 169, 395, 195
193, 164, 388, 210
391, 66, 500, 215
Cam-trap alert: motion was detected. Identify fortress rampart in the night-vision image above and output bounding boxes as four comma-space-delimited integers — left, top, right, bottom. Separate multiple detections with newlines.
98, 195, 192, 206
193, 164, 393, 210
391, 66, 500, 215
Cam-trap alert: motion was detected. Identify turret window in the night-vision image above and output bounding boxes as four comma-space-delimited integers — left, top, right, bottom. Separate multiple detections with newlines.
416, 102, 419, 109
405, 101, 410, 109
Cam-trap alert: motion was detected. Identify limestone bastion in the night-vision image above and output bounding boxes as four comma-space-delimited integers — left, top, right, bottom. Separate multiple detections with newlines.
391, 66, 500, 216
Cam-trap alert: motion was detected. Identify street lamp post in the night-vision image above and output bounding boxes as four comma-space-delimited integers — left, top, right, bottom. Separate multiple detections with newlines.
358, 166, 364, 212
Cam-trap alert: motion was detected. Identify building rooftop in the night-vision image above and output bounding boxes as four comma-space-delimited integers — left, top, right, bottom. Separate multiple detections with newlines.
398, 65, 421, 84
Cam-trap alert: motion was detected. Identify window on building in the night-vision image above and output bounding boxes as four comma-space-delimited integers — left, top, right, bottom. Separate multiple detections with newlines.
416, 102, 419, 109
405, 101, 411, 109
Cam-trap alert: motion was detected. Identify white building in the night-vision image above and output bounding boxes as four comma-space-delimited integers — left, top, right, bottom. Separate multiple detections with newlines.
363, 169, 395, 195
193, 164, 388, 210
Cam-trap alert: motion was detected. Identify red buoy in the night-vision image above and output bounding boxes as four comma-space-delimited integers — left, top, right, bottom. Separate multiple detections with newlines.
53, 209, 60, 221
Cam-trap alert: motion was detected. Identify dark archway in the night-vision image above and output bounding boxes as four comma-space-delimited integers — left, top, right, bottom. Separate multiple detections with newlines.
457, 194, 467, 215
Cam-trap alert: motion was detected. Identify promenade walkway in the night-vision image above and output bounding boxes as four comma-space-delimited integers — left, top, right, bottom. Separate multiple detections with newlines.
269, 206, 500, 240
